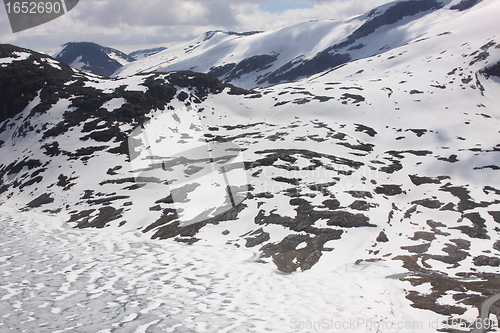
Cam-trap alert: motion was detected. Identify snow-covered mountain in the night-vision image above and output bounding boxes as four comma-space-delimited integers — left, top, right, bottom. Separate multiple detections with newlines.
51, 41, 136, 77
1, 0, 500, 330
51, 43, 169, 77
114, 0, 483, 89
128, 47, 168, 60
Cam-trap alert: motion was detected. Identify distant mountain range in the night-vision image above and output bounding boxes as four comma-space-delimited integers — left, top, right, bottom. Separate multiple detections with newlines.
53, 0, 482, 86
50, 42, 167, 77
114, 0, 481, 88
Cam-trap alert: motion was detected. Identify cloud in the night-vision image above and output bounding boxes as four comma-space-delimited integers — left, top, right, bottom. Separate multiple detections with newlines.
206, 1, 238, 27
234, 0, 395, 31
259, 1, 314, 14
0, 0, 393, 53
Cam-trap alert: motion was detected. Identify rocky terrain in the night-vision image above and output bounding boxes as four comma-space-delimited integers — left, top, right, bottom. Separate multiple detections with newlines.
1, 0, 500, 330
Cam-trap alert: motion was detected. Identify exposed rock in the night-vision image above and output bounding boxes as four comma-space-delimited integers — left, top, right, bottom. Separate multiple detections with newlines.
142, 209, 179, 234
438, 154, 459, 163
350, 0, 443, 42
375, 184, 403, 196
410, 231, 435, 242
411, 198, 443, 209
337, 141, 374, 152
451, 212, 489, 239
376, 231, 389, 242
245, 228, 271, 247
27, 193, 54, 208
409, 175, 449, 186
439, 184, 492, 212
151, 203, 246, 240
473, 255, 500, 267
57, 174, 77, 190
76, 206, 124, 229
210, 54, 278, 82
326, 211, 373, 228
451, 0, 480, 11
260, 53, 351, 86
0, 44, 75, 123
340, 93, 365, 104
261, 231, 342, 272
54, 42, 134, 77
489, 211, 500, 223
322, 199, 340, 210
450, 239, 471, 250
87, 195, 130, 205
251, 149, 364, 169
345, 190, 373, 199
427, 220, 450, 236
409, 129, 427, 137
349, 200, 372, 211
481, 61, 500, 78
401, 243, 431, 254
273, 176, 301, 185
354, 124, 377, 137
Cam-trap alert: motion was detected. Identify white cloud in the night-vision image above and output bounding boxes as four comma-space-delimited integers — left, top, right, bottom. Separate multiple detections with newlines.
0, 0, 393, 53
233, 0, 391, 32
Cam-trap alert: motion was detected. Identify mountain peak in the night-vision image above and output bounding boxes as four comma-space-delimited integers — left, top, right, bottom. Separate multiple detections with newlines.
53, 41, 135, 77
0, 44, 75, 123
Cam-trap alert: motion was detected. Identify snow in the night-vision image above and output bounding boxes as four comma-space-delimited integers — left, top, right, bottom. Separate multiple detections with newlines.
113, 20, 365, 84
106, 51, 132, 66
0, 207, 442, 332
69, 55, 87, 70
1, 0, 500, 331
0, 51, 31, 64
112, 0, 486, 89
45, 58, 62, 70
47, 45, 65, 58
122, 75, 149, 92
0, 58, 15, 65
128, 105, 249, 226
102, 98, 127, 112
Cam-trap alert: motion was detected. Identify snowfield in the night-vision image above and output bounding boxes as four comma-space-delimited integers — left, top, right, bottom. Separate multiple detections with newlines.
1, 0, 500, 331
0, 207, 444, 333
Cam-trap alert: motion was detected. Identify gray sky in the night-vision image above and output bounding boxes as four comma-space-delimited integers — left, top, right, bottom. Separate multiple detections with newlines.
0, 0, 393, 54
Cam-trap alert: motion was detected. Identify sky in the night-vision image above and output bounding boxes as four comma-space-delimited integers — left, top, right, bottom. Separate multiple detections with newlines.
0, 0, 394, 54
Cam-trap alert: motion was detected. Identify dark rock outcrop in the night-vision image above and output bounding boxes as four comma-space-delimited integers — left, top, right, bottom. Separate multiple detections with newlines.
54, 42, 135, 77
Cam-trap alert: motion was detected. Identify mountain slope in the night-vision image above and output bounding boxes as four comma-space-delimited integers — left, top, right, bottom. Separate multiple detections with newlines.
114, 0, 482, 88
52, 41, 136, 77
128, 47, 168, 60
1, 0, 500, 328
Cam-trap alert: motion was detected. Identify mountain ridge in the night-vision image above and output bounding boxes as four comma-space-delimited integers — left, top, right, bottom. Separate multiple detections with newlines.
114, 0, 482, 88
51, 41, 135, 77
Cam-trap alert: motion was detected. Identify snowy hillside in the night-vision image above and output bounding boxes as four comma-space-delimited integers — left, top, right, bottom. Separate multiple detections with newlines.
1, 0, 500, 331
51, 42, 136, 77
114, 0, 485, 89
128, 47, 168, 61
